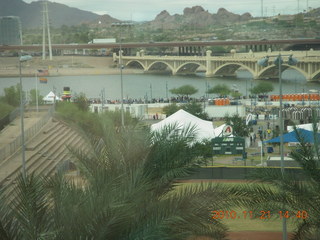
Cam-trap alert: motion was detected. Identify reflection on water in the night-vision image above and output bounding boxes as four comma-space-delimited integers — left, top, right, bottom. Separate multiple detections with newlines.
0, 69, 319, 100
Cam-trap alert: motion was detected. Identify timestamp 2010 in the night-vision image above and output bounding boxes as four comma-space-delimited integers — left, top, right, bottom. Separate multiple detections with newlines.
210, 210, 308, 220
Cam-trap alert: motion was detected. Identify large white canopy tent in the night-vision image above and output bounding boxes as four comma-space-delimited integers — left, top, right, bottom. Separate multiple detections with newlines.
151, 109, 225, 142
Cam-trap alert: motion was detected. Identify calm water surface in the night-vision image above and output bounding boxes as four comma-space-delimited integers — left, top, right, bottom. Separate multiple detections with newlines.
0, 69, 319, 100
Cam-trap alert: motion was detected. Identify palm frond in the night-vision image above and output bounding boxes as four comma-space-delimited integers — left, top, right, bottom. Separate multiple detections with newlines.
8, 173, 53, 239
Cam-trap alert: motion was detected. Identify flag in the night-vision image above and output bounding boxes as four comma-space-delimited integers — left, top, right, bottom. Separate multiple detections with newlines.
39, 77, 48, 84
37, 69, 49, 76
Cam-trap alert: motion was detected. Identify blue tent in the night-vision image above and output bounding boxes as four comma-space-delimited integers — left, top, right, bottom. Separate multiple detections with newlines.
264, 129, 320, 143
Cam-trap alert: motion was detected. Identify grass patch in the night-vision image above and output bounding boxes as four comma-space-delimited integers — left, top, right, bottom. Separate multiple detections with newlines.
175, 182, 299, 232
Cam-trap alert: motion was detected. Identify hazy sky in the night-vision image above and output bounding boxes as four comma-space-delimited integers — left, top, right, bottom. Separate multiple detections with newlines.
23, 0, 320, 21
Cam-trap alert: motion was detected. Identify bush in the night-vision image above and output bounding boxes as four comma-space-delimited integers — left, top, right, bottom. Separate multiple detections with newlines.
0, 102, 14, 119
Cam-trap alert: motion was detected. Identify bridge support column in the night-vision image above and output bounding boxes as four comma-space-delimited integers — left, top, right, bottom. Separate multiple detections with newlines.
113, 52, 117, 62
181, 47, 185, 55
307, 63, 313, 81
205, 50, 214, 77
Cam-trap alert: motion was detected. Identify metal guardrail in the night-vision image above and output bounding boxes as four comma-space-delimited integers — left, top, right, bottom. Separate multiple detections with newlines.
0, 106, 54, 163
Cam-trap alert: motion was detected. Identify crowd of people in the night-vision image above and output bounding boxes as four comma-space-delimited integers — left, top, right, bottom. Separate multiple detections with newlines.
87, 96, 208, 105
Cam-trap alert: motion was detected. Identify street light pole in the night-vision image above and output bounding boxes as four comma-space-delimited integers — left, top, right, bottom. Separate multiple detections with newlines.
112, 22, 133, 127
274, 54, 285, 175
258, 53, 298, 240
277, 54, 287, 240
19, 55, 32, 179
119, 43, 124, 127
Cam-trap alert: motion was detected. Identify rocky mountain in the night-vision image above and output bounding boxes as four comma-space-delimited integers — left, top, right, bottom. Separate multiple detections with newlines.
148, 6, 253, 30
1, 1, 253, 30
305, 7, 320, 18
0, 0, 103, 28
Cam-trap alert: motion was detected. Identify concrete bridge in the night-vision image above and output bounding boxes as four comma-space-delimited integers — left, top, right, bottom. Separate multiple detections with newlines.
114, 49, 320, 81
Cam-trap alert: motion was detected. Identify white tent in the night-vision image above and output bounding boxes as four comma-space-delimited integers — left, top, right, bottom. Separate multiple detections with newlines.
151, 109, 217, 142
213, 123, 227, 137
43, 91, 61, 103
287, 123, 320, 132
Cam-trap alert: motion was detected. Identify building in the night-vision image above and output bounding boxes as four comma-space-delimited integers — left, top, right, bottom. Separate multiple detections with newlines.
0, 16, 22, 45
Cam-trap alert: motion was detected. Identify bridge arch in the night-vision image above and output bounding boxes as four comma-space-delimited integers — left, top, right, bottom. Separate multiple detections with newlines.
175, 62, 206, 74
126, 60, 146, 70
146, 61, 174, 73
311, 69, 320, 81
213, 63, 255, 78
257, 64, 308, 80
285, 65, 308, 80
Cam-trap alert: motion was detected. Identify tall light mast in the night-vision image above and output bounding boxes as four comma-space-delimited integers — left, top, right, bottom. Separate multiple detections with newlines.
42, 0, 52, 60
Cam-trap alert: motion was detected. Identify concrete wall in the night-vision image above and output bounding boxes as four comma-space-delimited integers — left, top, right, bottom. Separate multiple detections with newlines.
182, 166, 305, 180
205, 105, 246, 118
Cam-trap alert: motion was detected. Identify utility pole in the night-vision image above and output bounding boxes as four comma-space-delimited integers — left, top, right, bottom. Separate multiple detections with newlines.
42, 0, 52, 60
166, 81, 168, 99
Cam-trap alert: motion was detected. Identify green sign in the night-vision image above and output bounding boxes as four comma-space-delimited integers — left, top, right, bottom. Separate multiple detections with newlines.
212, 136, 245, 155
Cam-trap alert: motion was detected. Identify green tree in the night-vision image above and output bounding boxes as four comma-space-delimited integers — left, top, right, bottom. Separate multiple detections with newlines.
162, 103, 180, 116
0, 102, 14, 119
3, 84, 21, 107
207, 84, 231, 97
73, 92, 89, 112
29, 89, 44, 106
169, 85, 198, 99
182, 101, 209, 120
224, 114, 249, 137
56, 102, 136, 133
162, 102, 209, 120
231, 91, 242, 99
250, 81, 274, 99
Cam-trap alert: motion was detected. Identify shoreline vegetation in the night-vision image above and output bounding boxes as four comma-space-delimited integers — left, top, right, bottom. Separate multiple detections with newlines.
0, 56, 144, 78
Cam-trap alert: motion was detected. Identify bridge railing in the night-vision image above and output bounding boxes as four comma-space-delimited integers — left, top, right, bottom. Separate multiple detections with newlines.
119, 49, 320, 60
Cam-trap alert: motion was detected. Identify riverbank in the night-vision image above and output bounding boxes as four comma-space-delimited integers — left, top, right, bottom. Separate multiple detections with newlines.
0, 56, 144, 77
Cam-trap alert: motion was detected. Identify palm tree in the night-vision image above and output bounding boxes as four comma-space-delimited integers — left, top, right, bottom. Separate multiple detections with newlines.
0, 112, 235, 239
0, 174, 55, 240
229, 118, 320, 239
65, 115, 230, 239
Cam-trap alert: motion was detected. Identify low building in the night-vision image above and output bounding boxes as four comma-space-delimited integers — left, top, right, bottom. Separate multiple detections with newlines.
0, 16, 22, 45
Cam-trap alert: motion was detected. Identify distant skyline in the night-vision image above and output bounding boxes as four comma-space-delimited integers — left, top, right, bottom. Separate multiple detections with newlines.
23, 0, 320, 21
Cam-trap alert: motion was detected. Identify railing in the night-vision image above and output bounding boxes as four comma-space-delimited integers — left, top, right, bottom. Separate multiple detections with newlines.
120, 50, 320, 60
0, 106, 54, 163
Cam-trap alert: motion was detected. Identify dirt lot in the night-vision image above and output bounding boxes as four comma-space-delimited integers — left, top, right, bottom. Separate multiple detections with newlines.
0, 56, 143, 77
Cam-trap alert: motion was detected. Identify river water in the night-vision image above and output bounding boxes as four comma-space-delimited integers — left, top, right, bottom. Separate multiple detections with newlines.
0, 69, 319, 100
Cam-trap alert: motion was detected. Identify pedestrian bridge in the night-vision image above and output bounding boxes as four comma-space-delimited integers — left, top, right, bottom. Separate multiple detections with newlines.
113, 49, 320, 81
